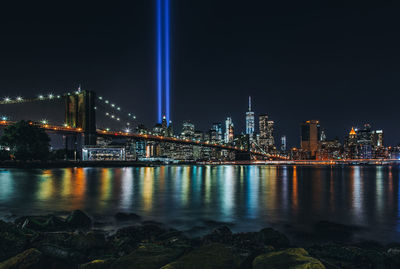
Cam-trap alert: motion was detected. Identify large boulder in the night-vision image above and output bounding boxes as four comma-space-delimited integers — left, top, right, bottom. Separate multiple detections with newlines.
0, 248, 43, 269
109, 224, 167, 256
203, 226, 233, 245
70, 231, 107, 252
110, 243, 184, 269
253, 248, 325, 269
16, 215, 67, 232
0, 220, 29, 261
66, 210, 92, 229
161, 243, 241, 269
256, 228, 290, 248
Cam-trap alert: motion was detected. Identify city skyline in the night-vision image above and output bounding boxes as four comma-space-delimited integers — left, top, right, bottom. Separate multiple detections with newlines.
0, 1, 399, 145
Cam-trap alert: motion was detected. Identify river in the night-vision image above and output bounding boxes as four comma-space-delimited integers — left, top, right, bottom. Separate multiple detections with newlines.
0, 165, 399, 243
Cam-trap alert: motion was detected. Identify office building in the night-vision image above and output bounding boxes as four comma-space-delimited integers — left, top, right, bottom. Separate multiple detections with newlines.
246, 96, 255, 135
225, 117, 234, 143
300, 120, 320, 159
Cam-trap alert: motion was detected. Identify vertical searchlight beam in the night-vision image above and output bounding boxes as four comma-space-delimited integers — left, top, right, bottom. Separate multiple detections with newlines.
156, 0, 163, 123
164, 0, 171, 124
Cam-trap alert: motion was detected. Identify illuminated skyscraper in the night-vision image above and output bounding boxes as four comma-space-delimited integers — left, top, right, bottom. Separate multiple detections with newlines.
259, 114, 275, 151
181, 121, 195, 139
246, 96, 255, 135
281, 135, 287, 152
266, 120, 275, 147
259, 114, 268, 149
212, 122, 223, 142
225, 117, 234, 143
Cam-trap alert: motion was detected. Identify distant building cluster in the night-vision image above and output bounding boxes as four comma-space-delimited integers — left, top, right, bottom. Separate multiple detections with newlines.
292, 121, 389, 160
92, 96, 395, 162
122, 96, 282, 161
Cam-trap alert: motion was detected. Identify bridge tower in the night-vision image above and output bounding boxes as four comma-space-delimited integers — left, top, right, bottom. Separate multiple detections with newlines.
65, 90, 96, 145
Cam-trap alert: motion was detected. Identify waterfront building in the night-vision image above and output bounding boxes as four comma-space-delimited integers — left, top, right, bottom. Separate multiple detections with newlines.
82, 146, 126, 161
344, 127, 358, 159
357, 124, 373, 159
372, 130, 383, 147
300, 120, 320, 159
245, 96, 255, 135
317, 139, 341, 160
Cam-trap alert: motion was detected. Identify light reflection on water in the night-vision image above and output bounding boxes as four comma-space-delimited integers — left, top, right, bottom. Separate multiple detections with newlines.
0, 165, 400, 242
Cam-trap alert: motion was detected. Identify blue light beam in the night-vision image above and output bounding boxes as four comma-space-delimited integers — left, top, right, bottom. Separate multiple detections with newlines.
157, 0, 163, 123
164, 0, 170, 123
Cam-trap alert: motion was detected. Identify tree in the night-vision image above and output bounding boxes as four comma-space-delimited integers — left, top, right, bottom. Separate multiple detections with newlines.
0, 121, 50, 161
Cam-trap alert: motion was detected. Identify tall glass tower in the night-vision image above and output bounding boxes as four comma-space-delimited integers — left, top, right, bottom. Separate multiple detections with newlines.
246, 96, 255, 135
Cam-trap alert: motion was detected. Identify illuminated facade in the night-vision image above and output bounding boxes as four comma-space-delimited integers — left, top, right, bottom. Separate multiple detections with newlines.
281, 135, 286, 152
212, 122, 223, 142
225, 117, 234, 143
181, 121, 195, 139
245, 96, 255, 135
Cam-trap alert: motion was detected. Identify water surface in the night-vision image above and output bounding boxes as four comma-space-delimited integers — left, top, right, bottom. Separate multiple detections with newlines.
0, 165, 399, 243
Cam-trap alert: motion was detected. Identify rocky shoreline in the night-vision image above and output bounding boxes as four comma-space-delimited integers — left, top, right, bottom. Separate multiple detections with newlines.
0, 210, 400, 268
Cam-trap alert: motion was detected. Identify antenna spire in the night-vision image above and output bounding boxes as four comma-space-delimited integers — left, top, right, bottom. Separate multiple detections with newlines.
248, 96, 251, 111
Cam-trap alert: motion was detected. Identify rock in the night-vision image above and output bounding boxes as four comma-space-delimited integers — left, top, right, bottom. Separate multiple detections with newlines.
203, 226, 233, 245
110, 224, 167, 256
114, 213, 141, 222
161, 243, 241, 269
0, 220, 29, 261
15, 215, 67, 232
307, 243, 388, 269
70, 231, 107, 252
38, 243, 86, 263
387, 247, 400, 267
110, 243, 185, 269
66, 210, 92, 229
0, 248, 43, 269
256, 228, 290, 248
80, 259, 115, 269
253, 248, 325, 269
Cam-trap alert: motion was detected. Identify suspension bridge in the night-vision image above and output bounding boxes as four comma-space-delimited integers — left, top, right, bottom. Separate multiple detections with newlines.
0, 88, 284, 161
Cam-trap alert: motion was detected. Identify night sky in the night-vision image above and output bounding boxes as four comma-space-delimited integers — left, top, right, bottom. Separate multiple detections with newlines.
0, 1, 399, 146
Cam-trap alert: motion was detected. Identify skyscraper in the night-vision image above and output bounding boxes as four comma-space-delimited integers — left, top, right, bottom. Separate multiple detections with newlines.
225, 117, 234, 143
259, 114, 268, 150
266, 120, 275, 147
181, 121, 195, 139
300, 120, 320, 158
281, 135, 287, 152
212, 122, 223, 142
246, 96, 255, 135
